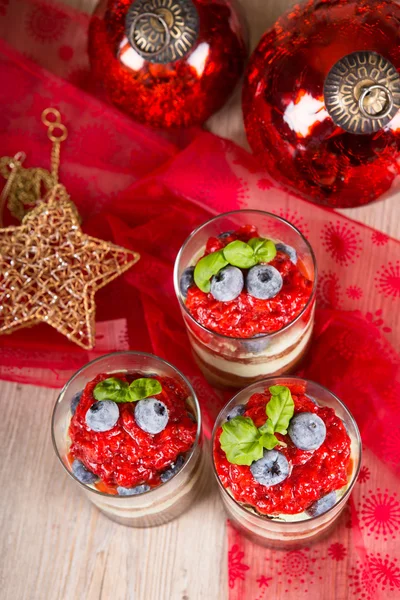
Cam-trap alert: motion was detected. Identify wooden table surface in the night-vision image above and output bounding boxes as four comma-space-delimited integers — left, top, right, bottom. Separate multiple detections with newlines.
1, 1, 399, 600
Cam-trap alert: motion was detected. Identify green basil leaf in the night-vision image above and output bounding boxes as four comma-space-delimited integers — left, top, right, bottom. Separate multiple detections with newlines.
194, 250, 228, 293
220, 416, 263, 466
128, 378, 162, 401
259, 432, 280, 450
93, 377, 129, 402
258, 420, 275, 435
248, 237, 266, 254
266, 385, 295, 435
251, 238, 276, 264
93, 377, 162, 403
222, 240, 258, 269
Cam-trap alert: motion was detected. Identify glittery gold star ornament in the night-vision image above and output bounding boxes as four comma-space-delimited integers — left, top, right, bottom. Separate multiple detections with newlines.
0, 109, 139, 350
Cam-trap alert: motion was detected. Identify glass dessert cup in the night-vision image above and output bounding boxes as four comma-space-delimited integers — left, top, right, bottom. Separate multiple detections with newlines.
212, 377, 361, 548
174, 210, 317, 390
51, 351, 206, 528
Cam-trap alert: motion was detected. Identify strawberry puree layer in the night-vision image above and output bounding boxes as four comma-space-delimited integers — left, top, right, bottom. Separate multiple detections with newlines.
69, 372, 196, 489
186, 226, 313, 338
213, 382, 351, 515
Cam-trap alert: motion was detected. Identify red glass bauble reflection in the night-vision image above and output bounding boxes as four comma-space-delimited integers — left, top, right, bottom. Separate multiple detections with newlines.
242, 0, 400, 208
89, 0, 247, 128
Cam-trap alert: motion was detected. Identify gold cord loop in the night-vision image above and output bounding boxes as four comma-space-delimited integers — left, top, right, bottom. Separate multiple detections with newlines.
0, 108, 68, 223
41, 107, 62, 127
41, 107, 68, 182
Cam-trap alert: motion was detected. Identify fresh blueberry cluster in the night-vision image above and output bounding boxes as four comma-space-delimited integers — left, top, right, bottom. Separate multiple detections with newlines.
180, 238, 297, 303
72, 390, 170, 437
227, 399, 334, 517
160, 456, 185, 483
211, 266, 244, 302
240, 334, 270, 354
246, 264, 282, 300
306, 491, 336, 517
275, 242, 297, 264
70, 391, 82, 415
179, 266, 195, 298
247, 410, 326, 488
72, 459, 98, 485
226, 405, 245, 421
250, 449, 290, 487
288, 412, 326, 451
86, 400, 119, 432
117, 484, 150, 496
69, 384, 186, 495
134, 398, 169, 435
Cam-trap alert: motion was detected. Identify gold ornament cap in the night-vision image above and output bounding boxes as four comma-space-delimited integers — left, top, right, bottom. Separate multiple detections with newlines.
324, 51, 400, 135
125, 0, 199, 64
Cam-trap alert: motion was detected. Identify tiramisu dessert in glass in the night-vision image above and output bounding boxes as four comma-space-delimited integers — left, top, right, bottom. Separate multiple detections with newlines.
52, 351, 205, 527
174, 210, 317, 389
212, 378, 361, 547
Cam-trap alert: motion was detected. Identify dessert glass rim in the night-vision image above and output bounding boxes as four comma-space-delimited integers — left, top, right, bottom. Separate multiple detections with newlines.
173, 209, 318, 342
211, 376, 362, 525
51, 350, 202, 499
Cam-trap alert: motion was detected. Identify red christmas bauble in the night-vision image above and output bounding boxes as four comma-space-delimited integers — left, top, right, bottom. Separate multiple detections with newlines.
242, 0, 400, 208
89, 0, 247, 128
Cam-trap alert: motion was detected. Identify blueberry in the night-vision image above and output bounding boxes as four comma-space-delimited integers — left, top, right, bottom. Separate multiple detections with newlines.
85, 400, 119, 432
240, 334, 269, 354
218, 230, 234, 240
72, 459, 98, 485
276, 242, 298, 264
117, 484, 150, 496
246, 265, 283, 300
226, 405, 245, 421
306, 491, 336, 517
288, 412, 326, 451
210, 266, 244, 302
179, 266, 195, 298
250, 450, 290, 487
160, 456, 185, 483
70, 390, 82, 415
135, 398, 169, 434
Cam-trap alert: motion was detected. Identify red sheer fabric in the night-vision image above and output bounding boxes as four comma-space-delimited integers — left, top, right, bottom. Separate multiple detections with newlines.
0, 2, 399, 599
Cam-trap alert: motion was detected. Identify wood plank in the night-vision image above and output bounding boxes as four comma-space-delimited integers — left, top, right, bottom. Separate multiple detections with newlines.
0, 381, 226, 600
